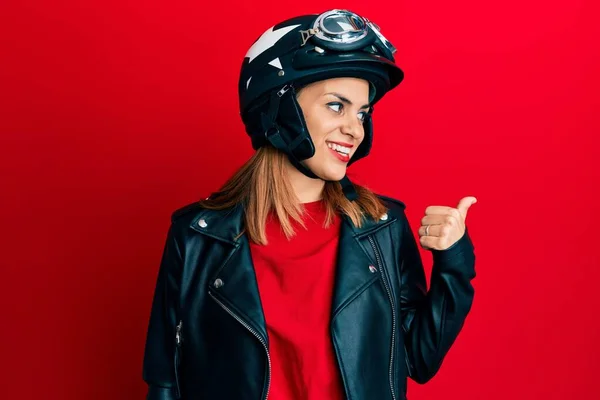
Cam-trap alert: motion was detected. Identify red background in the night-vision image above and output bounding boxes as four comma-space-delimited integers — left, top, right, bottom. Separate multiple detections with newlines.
1, 0, 599, 398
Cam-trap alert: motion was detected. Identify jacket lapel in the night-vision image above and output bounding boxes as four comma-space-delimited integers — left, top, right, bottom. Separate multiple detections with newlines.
331, 213, 398, 317
189, 204, 268, 341
209, 236, 268, 341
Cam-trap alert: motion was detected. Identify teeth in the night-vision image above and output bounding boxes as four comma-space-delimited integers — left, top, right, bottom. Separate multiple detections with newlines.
327, 142, 351, 154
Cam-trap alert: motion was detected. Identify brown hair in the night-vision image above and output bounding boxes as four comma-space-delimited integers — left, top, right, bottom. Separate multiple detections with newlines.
198, 145, 387, 245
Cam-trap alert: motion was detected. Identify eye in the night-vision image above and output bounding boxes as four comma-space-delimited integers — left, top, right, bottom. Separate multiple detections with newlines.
327, 102, 342, 113
327, 103, 369, 123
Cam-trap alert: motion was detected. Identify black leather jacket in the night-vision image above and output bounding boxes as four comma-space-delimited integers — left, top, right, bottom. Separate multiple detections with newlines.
142, 195, 476, 400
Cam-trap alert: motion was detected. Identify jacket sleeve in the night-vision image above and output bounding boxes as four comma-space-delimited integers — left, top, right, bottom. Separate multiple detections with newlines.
399, 210, 476, 384
142, 221, 184, 399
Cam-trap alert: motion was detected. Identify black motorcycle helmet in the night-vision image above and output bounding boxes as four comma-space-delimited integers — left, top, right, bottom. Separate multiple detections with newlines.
238, 9, 404, 201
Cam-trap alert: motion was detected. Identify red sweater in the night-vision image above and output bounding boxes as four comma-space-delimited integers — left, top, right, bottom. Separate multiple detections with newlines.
249, 199, 346, 400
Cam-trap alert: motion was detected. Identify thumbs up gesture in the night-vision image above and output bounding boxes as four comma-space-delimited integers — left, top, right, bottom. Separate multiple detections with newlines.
418, 196, 477, 251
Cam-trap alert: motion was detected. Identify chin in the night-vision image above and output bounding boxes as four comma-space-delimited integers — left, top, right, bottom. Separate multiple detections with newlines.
304, 158, 347, 181
319, 168, 346, 181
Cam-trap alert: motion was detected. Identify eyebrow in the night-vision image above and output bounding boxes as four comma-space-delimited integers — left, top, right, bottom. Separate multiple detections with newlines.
325, 92, 370, 110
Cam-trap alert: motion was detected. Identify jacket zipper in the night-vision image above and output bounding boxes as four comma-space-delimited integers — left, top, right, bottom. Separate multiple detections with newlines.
400, 260, 414, 385
368, 235, 397, 400
208, 291, 272, 400
174, 320, 183, 399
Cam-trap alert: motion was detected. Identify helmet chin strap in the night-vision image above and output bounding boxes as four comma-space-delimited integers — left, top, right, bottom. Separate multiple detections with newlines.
285, 153, 359, 202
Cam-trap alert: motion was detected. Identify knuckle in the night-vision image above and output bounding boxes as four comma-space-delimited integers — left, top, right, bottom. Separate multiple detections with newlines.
439, 237, 448, 248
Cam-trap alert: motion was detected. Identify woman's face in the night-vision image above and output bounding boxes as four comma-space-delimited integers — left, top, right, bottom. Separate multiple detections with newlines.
296, 77, 370, 181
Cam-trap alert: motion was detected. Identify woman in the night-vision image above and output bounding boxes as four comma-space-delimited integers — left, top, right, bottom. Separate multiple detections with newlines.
142, 9, 476, 400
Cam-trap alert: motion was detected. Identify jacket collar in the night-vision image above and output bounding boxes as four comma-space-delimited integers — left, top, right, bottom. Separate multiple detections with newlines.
189, 201, 394, 243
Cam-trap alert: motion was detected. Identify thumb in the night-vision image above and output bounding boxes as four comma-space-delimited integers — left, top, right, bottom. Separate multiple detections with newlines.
457, 196, 477, 220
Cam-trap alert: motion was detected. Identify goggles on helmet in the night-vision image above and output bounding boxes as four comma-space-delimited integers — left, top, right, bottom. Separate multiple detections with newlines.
300, 9, 397, 61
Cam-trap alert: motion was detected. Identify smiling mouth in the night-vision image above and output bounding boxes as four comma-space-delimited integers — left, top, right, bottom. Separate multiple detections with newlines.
326, 142, 351, 162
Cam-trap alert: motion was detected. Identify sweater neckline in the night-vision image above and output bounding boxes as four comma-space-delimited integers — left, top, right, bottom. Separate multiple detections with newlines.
301, 199, 326, 213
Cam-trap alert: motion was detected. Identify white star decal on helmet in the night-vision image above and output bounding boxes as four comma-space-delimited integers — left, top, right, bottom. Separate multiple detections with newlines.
268, 58, 283, 69
245, 24, 301, 63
